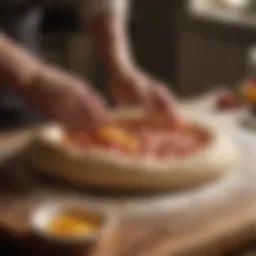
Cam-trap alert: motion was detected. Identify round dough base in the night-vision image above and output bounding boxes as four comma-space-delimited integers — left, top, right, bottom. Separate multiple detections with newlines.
28, 111, 240, 191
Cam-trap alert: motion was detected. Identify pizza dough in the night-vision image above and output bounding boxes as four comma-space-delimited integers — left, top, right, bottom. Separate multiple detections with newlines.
28, 110, 240, 190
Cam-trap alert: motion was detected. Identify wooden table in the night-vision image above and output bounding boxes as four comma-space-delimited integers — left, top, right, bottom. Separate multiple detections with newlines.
0, 92, 256, 256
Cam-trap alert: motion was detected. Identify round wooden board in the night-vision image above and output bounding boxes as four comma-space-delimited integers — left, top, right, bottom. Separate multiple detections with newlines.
0, 142, 255, 256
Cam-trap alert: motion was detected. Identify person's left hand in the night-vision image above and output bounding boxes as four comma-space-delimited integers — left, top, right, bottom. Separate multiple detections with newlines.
20, 66, 109, 130
108, 66, 179, 122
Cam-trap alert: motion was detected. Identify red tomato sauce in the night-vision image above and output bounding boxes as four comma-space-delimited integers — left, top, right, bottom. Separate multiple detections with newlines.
64, 119, 208, 160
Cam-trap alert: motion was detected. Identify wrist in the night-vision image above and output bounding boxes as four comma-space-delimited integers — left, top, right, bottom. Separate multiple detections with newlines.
89, 11, 135, 77
105, 43, 138, 76
107, 55, 140, 79
108, 58, 134, 76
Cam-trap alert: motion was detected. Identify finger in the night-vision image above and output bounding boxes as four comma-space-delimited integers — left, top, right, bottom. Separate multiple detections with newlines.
84, 86, 106, 110
149, 84, 179, 120
53, 98, 87, 130
110, 79, 151, 111
109, 81, 139, 107
110, 87, 131, 106
79, 93, 110, 129
128, 80, 152, 111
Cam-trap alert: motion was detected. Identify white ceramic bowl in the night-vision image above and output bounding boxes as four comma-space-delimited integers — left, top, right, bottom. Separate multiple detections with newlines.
30, 199, 117, 245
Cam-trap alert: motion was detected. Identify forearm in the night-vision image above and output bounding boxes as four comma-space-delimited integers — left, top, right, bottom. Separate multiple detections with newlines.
86, 0, 134, 74
0, 34, 42, 91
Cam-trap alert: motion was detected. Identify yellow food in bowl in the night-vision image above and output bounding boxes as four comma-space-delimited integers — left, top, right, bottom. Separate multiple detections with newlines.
47, 211, 98, 237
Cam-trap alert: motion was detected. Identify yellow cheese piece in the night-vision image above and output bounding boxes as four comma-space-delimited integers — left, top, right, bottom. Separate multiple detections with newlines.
47, 214, 97, 236
95, 125, 138, 151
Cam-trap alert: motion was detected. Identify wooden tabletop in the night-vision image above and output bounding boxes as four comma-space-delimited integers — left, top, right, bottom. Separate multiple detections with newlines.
0, 92, 256, 256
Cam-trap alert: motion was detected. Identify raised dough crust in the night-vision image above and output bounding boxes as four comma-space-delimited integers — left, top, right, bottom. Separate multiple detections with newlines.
28, 110, 240, 190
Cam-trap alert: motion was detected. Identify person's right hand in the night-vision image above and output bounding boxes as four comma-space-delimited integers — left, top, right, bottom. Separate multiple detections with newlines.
108, 66, 180, 125
20, 66, 109, 130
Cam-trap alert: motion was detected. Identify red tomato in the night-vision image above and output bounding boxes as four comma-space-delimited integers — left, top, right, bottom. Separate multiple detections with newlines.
217, 92, 237, 109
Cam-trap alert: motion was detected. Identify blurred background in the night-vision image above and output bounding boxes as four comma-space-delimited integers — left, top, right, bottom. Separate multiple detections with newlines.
40, 0, 256, 97
1, 1, 256, 255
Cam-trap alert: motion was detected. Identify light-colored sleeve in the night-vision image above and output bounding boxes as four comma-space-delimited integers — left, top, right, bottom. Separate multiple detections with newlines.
85, 0, 129, 19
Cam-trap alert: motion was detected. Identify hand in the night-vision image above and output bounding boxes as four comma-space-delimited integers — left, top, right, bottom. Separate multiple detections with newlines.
109, 67, 178, 121
20, 66, 109, 130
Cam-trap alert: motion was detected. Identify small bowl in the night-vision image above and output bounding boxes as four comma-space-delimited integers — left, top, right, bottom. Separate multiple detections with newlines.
30, 199, 117, 245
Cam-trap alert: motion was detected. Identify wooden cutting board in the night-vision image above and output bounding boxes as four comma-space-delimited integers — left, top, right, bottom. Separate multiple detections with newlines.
0, 92, 255, 256
0, 146, 256, 256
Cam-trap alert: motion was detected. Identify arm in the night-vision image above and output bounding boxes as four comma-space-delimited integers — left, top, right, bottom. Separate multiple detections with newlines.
85, 0, 133, 75
0, 34, 42, 91
84, 0, 178, 119
0, 34, 108, 129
